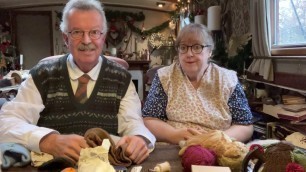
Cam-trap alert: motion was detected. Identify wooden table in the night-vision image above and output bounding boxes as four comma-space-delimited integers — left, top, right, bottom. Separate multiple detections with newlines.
3, 144, 183, 172
129, 144, 183, 171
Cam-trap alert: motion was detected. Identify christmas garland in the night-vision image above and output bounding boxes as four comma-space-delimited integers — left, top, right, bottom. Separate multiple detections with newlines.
105, 10, 171, 36
127, 20, 170, 36
56, 10, 172, 36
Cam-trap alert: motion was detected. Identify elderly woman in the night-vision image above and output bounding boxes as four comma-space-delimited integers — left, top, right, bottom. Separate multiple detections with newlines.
142, 23, 253, 144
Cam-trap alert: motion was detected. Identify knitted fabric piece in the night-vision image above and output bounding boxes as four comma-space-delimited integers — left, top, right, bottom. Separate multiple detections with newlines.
84, 128, 132, 167
30, 55, 131, 135
0, 143, 31, 169
262, 142, 295, 172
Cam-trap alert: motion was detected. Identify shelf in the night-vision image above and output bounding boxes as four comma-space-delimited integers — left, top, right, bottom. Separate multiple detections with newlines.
244, 71, 306, 95
246, 78, 306, 94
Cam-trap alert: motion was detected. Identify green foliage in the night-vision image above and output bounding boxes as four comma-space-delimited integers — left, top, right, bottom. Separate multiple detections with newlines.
227, 39, 252, 76
212, 35, 253, 76
212, 35, 228, 67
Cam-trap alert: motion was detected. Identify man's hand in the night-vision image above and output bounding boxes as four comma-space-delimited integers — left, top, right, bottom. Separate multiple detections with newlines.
39, 133, 89, 164
116, 135, 149, 164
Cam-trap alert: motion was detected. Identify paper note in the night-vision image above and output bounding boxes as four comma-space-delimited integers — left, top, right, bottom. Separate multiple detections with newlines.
192, 165, 231, 172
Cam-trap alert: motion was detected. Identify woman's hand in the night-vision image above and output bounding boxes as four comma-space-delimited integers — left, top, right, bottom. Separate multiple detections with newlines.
39, 133, 89, 164
116, 135, 149, 164
172, 128, 203, 144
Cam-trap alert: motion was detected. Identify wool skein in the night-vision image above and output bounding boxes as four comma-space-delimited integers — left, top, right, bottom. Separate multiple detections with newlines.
181, 145, 217, 172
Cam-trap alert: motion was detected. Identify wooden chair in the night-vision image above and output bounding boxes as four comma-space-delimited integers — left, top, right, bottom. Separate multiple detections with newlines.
145, 65, 165, 85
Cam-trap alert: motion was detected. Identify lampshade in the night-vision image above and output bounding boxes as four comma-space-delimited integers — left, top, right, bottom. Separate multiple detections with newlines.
207, 6, 221, 31
194, 15, 205, 25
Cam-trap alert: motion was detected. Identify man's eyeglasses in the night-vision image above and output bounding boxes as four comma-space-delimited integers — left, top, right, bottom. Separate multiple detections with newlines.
68, 30, 103, 40
177, 44, 211, 54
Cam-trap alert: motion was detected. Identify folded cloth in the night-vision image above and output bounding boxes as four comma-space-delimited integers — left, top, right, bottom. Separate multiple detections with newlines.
30, 151, 54, 167
84, 128, 132, 167
0, 143, 31, 169
78, 144, 115, 172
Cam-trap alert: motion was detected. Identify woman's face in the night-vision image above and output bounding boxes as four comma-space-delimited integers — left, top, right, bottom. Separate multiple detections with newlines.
63, 9, 106, 73
178, 33, 211, 81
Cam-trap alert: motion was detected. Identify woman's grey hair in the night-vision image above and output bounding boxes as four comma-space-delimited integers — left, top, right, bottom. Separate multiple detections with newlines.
175, 23, 214, 52
60, 0, 108, 34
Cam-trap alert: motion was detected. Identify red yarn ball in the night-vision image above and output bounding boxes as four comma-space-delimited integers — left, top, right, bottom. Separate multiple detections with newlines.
286, 163, 305, 172
181, 145, 217, 172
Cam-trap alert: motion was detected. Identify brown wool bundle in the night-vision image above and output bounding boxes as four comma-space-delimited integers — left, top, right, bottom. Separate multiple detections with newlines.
242, 141, 306, 172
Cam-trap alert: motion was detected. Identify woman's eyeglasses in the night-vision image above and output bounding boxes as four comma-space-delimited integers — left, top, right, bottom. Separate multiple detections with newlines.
177, 44, 211, 54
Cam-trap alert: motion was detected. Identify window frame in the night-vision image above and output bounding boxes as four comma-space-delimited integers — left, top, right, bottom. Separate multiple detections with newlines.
270, 0, 306, 56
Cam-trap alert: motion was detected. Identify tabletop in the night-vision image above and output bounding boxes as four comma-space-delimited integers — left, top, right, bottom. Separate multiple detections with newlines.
3, 144, 184, 172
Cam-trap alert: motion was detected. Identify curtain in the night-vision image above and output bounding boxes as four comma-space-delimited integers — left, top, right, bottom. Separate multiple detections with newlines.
247, 0, 274, 81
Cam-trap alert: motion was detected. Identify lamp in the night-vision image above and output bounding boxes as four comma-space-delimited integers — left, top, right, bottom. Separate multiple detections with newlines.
156, 2, 165, 8
207, 6, 221, 31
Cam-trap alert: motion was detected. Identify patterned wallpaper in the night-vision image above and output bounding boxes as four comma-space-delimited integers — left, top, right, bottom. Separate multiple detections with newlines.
227, 0, 250, 35
196, 0, 250, 44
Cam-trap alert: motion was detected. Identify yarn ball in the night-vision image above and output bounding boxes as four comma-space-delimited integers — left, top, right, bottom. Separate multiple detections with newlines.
286, 163, 305, 172
181, 145, 217, 172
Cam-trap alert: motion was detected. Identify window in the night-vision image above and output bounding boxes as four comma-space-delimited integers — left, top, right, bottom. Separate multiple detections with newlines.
271, 0, 306, 56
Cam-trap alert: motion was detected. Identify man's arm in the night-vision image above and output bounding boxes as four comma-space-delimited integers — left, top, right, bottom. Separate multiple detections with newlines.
0, 75, 55, 152
0, 75, 89, 164
117, 80, 156, 146
116, 80, 156, 164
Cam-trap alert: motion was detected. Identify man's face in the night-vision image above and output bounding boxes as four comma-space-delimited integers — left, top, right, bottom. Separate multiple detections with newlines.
63, 9, 106, 72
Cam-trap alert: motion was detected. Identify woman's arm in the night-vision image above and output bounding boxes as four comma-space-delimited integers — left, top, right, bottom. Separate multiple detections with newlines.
143, 74, 200, 144
227, 82, 254, 142
224, 124, 253, 142
144, 117, 199, 144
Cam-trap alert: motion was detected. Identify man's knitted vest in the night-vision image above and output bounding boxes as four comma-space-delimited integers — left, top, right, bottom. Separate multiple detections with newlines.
30, 55, 131, 135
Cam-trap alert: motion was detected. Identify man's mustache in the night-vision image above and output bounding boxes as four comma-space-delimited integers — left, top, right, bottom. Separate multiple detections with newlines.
78, 43, 96, 51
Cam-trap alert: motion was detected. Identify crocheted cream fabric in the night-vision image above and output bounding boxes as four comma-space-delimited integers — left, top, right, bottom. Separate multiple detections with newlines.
158, 62, 238, 131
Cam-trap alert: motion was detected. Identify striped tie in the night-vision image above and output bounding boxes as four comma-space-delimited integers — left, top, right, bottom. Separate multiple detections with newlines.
75, 74, 90, 103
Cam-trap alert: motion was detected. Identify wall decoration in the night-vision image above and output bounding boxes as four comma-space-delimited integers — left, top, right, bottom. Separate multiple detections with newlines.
105, 10, 171, 38
106, 19, 127, 46
148, 33, 165, 49
54, 11, 62, 30
0, 15, 18, 75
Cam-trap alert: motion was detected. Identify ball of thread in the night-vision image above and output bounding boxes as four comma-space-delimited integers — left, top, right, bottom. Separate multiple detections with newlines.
181, 145, 217, 172
153, 161, 171, 172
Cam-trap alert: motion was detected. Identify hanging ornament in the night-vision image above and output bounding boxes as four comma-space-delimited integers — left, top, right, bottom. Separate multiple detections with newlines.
169, 20, 176, 30
141, 22, 145, 32
148, 33, 165, 49
106, 20, 126, 46
141, 22, 147, 40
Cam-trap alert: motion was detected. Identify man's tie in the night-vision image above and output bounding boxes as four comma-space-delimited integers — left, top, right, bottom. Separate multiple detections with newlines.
75, 74, 90, 103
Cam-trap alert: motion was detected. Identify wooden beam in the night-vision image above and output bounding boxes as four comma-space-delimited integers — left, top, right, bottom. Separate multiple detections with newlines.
161, 0, 178, 3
